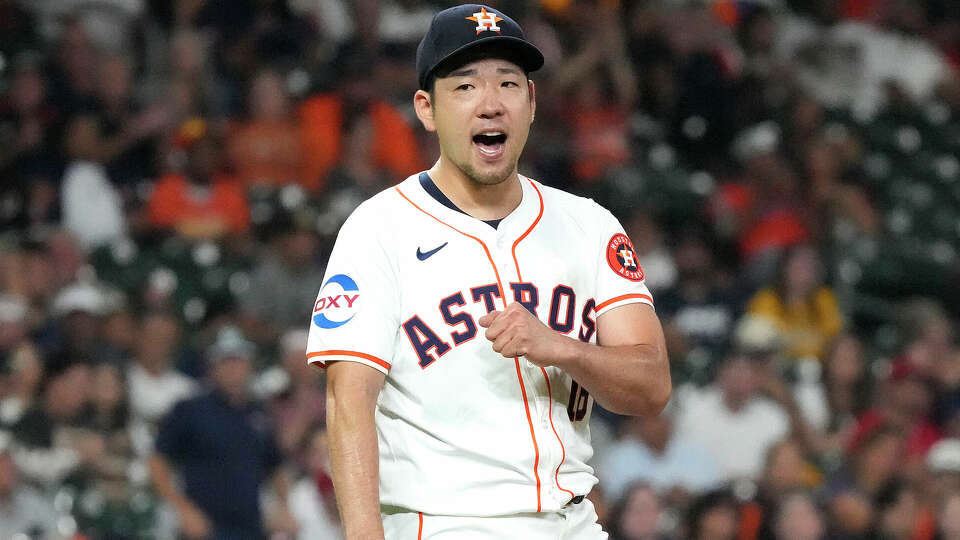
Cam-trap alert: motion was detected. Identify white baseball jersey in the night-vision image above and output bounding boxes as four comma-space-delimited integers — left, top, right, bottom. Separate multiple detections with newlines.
306, 172, 653, 517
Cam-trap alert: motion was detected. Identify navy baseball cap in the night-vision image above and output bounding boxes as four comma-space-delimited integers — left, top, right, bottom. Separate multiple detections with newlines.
416, 4, 544, 90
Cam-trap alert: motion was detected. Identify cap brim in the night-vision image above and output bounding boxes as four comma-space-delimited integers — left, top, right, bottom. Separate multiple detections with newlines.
421, 35, 544, 89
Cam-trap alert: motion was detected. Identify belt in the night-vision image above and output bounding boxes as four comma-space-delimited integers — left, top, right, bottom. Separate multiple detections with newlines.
568, 495, 585, 505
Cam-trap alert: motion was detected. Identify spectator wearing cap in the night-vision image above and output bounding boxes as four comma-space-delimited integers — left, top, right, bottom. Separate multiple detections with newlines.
147, 126, 250, 240
45, 282, 109, 363
150, 326, 295, 540
0, 432, 58, 540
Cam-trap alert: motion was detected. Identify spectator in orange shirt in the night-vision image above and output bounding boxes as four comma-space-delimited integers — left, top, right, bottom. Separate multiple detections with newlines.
148, 127, 249, 239
299, 46, 423, 190
228, 68, 305, 189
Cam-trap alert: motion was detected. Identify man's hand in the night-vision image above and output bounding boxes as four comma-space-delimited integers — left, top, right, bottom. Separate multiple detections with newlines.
478, 303, 570, 367
176, 501, 212, 540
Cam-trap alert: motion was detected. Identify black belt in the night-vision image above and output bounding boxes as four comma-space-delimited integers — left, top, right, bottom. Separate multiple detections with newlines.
569, 495, 585, 505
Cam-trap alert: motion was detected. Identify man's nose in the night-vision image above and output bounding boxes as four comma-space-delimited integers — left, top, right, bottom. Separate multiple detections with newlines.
477, 87, 505, 119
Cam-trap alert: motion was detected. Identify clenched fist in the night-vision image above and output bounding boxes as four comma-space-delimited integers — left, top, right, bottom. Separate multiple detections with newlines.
478, 302, 572, 368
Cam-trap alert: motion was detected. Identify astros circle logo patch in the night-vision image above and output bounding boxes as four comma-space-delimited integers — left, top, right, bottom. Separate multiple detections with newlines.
606, 233, 644, 282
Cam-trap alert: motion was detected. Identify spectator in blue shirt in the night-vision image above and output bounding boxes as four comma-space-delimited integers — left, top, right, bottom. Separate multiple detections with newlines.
149, 326, 295, 540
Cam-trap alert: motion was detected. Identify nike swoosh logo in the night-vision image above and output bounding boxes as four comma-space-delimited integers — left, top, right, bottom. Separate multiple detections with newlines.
416, 242, 448, 261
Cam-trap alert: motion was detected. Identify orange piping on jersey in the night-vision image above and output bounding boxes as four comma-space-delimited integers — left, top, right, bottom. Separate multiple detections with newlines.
509, 178, 545, 279
595, 293, 653, 312
395, 185, 543, 512
509, 178, 576, 502
417, 512, 423, 539
306, 350, 391, 371
540, 366, 577, 500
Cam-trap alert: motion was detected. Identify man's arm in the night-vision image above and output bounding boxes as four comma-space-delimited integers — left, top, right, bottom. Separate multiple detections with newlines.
479, 302, 670, 416
148, 453, 212, 539
326, 361, 387, 540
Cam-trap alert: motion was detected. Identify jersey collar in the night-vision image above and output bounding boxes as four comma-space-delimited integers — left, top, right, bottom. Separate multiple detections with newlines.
402, 171, 542, 242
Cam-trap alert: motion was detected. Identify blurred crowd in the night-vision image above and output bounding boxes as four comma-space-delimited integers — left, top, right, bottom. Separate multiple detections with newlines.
1, 0, 960, 539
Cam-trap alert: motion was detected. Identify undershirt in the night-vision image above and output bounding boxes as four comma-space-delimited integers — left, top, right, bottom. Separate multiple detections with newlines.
418, 172, 502, 229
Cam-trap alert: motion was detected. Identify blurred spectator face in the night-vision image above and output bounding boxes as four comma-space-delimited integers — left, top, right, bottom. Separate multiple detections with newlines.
137, 313, 180, 370
627, 214, 663, 255
783, 245, 821, 297
637, 414, 671, 453
249, 70, 289, 121
11, 64, 45, 113
64, 115, 102, 162
826, 333, 865, 387
91, 363, 123, 412
280, 329, 310, 380
764, 440, 807, 495
58, 19, 97, 95
8, 342, 42, 394
21, 248, 57, 303
879, 485, 919, 540
170, 30, 206, 75
282, 230, 318, 267
674, 233, 713, 280
47, 364, 91, 418
617, 484, 662, 540
211, 355, 252, 401
939, 492, 960, 540
0, 297, 28, 350
98, 55, 133, 109
829, 493, 874, 537
791, 95, 823, 137
774, 492, 824, 540
64, 310, 102, 352
188, 134, 221, 182
0, 451, 18, 499
889, 372, 933, 419
103, 308, 137, 353
719, 355, 759, 409
696, 501, 738, 540
856, 431, 902, 486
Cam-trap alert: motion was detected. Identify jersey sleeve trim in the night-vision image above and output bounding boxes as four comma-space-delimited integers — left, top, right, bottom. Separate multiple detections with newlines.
596, 293, 654, 315
306, 350, 391, 373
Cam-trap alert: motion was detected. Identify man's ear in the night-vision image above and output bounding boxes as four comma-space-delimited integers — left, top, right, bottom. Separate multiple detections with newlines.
528, 80, 536, 123
414, 89, 436, 132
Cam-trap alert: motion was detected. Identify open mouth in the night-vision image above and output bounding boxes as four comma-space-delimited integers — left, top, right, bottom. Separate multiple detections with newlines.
472, 131, 507, 159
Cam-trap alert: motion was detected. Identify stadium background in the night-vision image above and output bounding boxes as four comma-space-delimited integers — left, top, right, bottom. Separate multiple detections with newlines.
1, 0, 960, 538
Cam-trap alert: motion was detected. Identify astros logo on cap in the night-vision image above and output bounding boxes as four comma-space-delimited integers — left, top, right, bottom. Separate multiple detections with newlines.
466, 7, 502, 34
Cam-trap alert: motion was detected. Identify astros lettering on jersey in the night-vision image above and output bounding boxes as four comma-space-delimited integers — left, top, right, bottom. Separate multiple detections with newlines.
306, 172, 653, 516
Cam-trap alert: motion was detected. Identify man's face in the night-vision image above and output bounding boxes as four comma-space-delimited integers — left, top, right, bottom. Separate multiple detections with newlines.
418, 58, 535, 186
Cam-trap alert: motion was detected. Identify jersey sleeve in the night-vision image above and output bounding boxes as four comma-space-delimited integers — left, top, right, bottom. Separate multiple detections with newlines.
306, 203, 399, 374
593, 208, 654, 317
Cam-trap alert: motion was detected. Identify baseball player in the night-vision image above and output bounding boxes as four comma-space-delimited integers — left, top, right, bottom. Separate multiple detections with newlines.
306, 4, 671, 539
